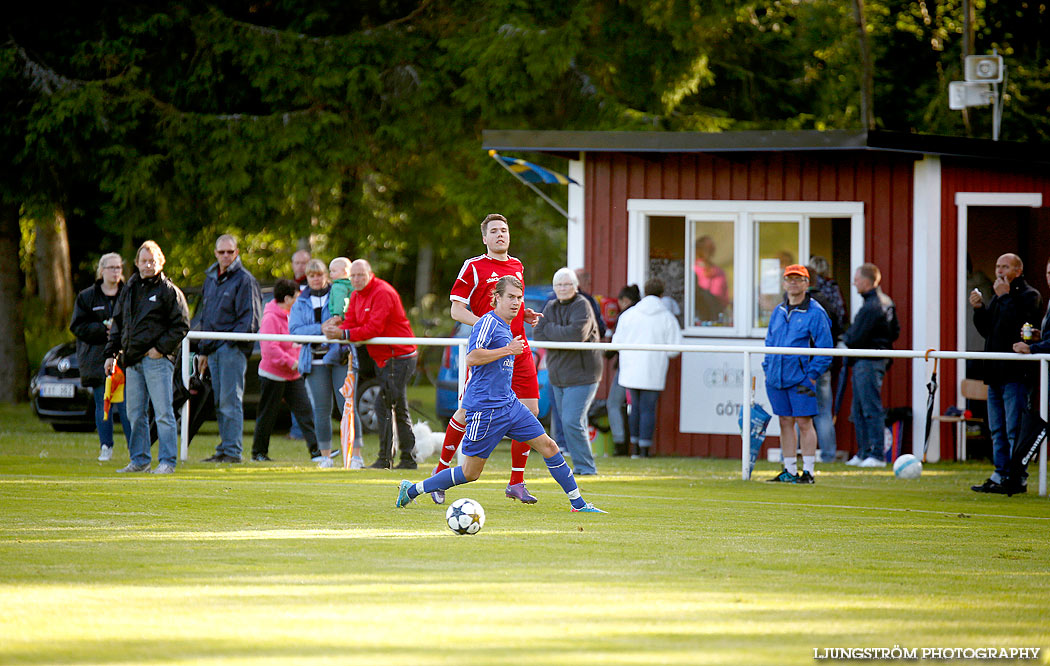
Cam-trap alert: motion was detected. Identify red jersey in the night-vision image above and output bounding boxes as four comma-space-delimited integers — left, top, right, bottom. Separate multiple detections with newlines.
450, 254, 527, 338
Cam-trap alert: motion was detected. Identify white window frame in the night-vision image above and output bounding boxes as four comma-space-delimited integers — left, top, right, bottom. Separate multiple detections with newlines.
626, 199, 866, 338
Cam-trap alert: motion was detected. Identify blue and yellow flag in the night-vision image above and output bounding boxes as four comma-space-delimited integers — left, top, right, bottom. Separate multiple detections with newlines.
488, 150, 579, 185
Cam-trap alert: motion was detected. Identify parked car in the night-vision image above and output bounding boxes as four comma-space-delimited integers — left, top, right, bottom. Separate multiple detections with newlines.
30, 342, 96, 432
435, 285, 552, 425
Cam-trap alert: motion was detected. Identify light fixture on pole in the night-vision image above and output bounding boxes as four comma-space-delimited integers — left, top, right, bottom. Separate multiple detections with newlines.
949, 51, 1006, 140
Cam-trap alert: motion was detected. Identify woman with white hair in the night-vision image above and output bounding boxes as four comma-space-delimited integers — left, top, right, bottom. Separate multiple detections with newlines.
70, 252, 127, 462
533, 267, 603, 475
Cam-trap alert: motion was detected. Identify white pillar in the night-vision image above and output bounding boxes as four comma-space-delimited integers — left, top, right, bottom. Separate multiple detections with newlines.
911, 156, 942, 461
567, 154, 585, 270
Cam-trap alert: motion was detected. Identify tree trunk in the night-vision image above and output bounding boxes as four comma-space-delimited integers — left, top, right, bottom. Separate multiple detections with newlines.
415, 242, 433, 304
0, 202, 30, 403
34, 204, 73, 326
851, 0, 876, 130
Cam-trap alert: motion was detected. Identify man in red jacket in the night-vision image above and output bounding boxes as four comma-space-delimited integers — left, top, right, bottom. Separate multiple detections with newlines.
323, 259, 417, 469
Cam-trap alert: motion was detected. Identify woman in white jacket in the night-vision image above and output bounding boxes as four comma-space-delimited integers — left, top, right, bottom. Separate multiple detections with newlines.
611, 279, 683, 457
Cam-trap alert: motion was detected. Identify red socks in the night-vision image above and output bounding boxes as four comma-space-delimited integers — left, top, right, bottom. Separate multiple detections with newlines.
508, 440, 530, 486
434, 417, 465, 474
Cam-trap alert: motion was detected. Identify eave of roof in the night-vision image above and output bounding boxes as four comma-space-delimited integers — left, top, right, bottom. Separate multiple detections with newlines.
482, 129, 1050, 165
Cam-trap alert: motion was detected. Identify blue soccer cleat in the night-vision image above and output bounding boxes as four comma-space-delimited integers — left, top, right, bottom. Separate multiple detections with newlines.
430, 489, 446, 504
395, 480, 415, 508
571, 502, 607, 514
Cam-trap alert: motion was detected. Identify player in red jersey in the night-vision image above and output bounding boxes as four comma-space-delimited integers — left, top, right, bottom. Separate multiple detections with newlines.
430, 213, 543, 505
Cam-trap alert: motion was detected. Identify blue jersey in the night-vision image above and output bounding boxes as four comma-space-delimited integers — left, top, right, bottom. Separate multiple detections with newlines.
462, 311, 517, 412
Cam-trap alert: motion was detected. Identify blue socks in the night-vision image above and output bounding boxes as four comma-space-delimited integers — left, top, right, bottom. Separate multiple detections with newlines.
545, 452, 586, 510
408, 467, 466, 499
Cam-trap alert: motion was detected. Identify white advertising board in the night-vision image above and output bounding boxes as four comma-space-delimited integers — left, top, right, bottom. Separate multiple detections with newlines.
678, 338, 780, 437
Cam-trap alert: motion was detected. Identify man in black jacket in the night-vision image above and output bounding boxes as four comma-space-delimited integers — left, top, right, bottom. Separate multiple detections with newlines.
196, 234, 262, 464
104, 241, 190, 474
842, 263, 898, 468
970, 253, 1042, 494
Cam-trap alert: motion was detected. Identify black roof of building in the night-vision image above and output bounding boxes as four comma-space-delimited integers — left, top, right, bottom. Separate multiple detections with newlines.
482, 129, 1050, 165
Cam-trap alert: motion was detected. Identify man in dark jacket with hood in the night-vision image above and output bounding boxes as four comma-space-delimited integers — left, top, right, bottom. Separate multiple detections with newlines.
104, 241, 190, 474
196, 234, 262, 464
970, 253, 1041, 494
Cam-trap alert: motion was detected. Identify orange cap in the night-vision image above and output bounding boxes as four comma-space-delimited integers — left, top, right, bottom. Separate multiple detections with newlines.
783, 264, 809, 279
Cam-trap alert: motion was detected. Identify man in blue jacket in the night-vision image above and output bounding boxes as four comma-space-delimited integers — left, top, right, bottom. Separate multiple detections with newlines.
763, 264, 833, 484
197, 234, 262, 463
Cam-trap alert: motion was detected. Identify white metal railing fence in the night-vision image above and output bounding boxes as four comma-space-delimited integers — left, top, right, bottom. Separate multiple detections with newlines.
180, 332, 1048, 497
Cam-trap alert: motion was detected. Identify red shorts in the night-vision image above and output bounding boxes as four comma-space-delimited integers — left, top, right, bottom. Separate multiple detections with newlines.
511, 346, 539, 400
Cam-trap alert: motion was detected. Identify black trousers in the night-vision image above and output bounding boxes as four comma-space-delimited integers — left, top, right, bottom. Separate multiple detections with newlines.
376, 355, 416, 463
252, 376, 318, 457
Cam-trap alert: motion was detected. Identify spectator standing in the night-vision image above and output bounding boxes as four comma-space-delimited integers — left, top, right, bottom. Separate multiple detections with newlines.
251, 279, 321, 464
806, 255, 847, 463
763, 265, 833, 484
534, 268, 604, 475
290, 259, 365, 468
71, 253, 128, 462
103, 241, 190, 474
842, 263, 899, 468
292, 249, 311, 289
611, 278, 682, 457
197, 234, 262, 464
970, 253, 1041, 494
1009, 257, 1050, 494
605, 284, 641, 456
324, 259, 417, 469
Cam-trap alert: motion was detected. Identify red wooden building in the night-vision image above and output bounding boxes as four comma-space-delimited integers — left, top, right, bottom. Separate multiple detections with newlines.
483, 129, 1050, 461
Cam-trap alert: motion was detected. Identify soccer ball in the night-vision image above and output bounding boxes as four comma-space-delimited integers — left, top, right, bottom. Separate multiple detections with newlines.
445, 498, 485, 535
893, 454, 922, 480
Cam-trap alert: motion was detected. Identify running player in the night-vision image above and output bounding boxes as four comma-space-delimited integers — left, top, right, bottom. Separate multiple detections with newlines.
396, 277, 605, 513
430, 213, 541, 505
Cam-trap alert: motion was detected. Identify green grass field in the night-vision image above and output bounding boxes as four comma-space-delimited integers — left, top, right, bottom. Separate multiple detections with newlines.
1, 402, 1048, 665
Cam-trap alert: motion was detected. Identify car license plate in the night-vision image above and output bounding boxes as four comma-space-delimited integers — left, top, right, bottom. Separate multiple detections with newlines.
41, 384, 76, 398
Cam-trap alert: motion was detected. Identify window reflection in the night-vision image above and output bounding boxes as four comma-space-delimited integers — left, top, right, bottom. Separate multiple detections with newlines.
692, 221, 734, 327
754, 221, 799, 328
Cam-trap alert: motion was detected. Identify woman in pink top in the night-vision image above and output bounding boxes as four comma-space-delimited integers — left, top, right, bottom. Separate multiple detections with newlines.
251, 279, 321, 464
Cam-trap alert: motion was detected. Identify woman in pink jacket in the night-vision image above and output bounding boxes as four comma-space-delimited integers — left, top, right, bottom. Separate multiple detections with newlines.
251, 279, 321, 464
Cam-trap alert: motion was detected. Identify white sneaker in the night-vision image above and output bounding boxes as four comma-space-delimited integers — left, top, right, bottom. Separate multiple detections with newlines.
318, 457, 334, 469
151, 463, 175, 474
845, 455, 863, 466
349, 456, 364, 470
98, 446, 113, 462
859, 457, 886, 468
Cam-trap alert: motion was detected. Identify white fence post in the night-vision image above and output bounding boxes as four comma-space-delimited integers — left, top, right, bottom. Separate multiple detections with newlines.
180, 337, 190, 462
741, 351, 751, 481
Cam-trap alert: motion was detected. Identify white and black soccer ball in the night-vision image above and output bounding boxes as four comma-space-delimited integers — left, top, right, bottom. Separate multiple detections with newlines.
445, 497, 485, 535
893, 453, 922, 480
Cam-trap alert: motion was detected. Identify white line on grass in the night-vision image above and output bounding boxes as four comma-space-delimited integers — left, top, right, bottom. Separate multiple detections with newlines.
590, 493, 1050, 522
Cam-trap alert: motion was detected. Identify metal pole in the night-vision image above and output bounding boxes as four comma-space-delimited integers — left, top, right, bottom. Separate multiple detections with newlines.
742, 351, 751, 480
457, 339, 468, 467
179, 337, 190, 462
1040, 359, 1047, 497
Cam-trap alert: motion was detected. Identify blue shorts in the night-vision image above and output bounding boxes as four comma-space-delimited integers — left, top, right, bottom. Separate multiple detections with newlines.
461, 401, 545, 459
766, 381, 818, 417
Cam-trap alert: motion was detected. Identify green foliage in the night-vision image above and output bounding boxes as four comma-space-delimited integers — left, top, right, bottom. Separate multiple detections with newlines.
4, 0, 1050, 303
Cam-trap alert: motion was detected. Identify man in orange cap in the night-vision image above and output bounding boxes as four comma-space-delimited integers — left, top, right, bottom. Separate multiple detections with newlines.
762, 264, 834, 484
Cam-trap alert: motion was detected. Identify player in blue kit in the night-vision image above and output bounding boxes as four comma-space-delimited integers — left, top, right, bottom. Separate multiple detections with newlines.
396, 276, 605, 513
